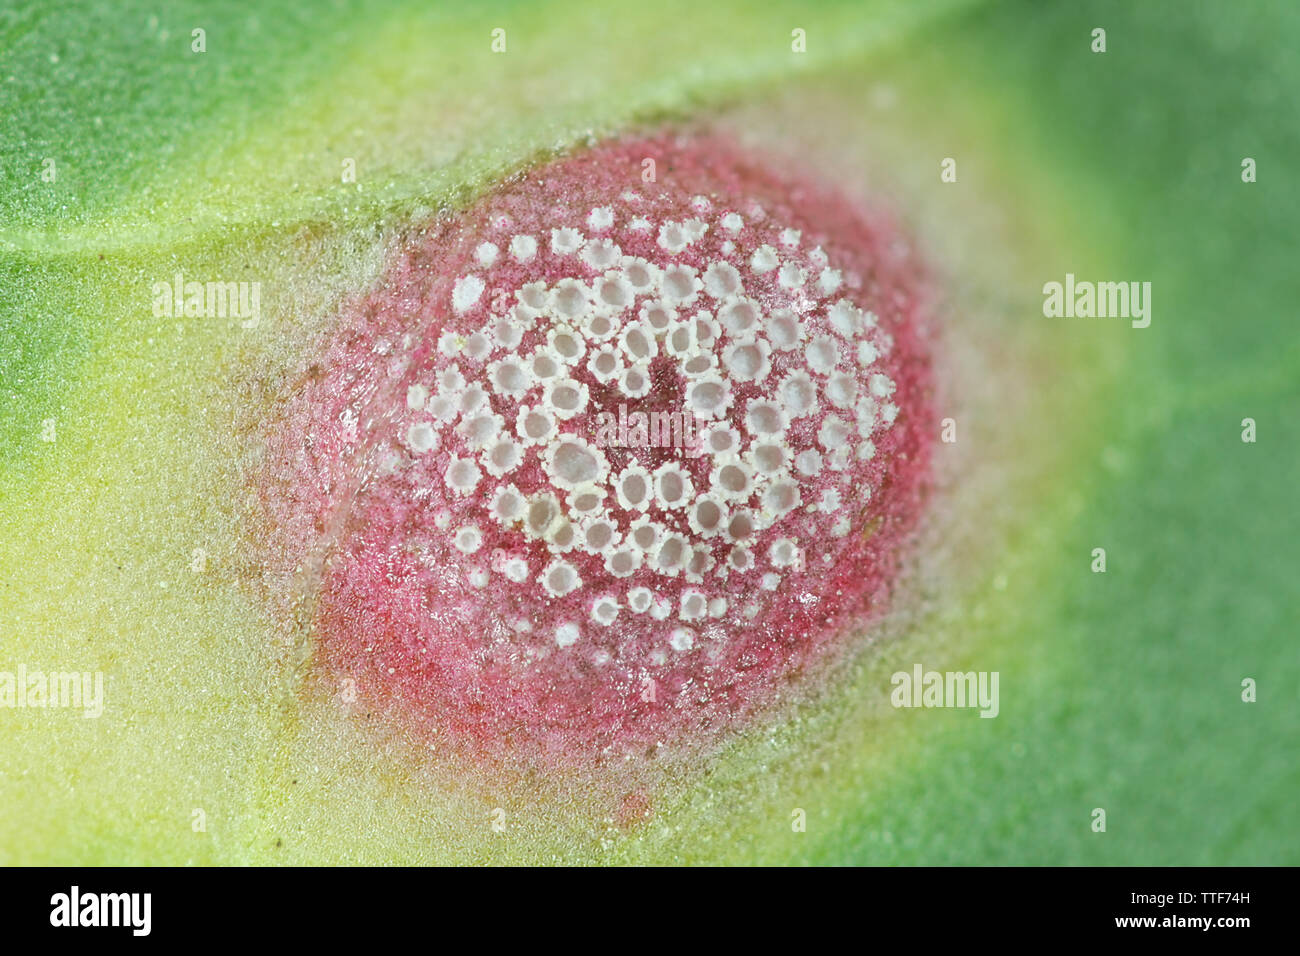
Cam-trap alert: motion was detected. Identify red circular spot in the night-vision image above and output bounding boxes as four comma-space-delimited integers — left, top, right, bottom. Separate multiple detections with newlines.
257, 133, 935, 766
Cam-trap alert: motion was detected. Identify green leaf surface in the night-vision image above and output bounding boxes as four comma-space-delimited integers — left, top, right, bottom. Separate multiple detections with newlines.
0, 0, 1294, 864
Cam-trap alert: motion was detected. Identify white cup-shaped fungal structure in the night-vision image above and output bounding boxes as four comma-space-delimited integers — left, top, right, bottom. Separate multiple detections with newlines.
261, 133, 935, 764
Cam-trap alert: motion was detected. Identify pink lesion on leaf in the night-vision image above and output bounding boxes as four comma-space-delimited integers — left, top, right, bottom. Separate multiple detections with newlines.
254, 132, 937, 768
